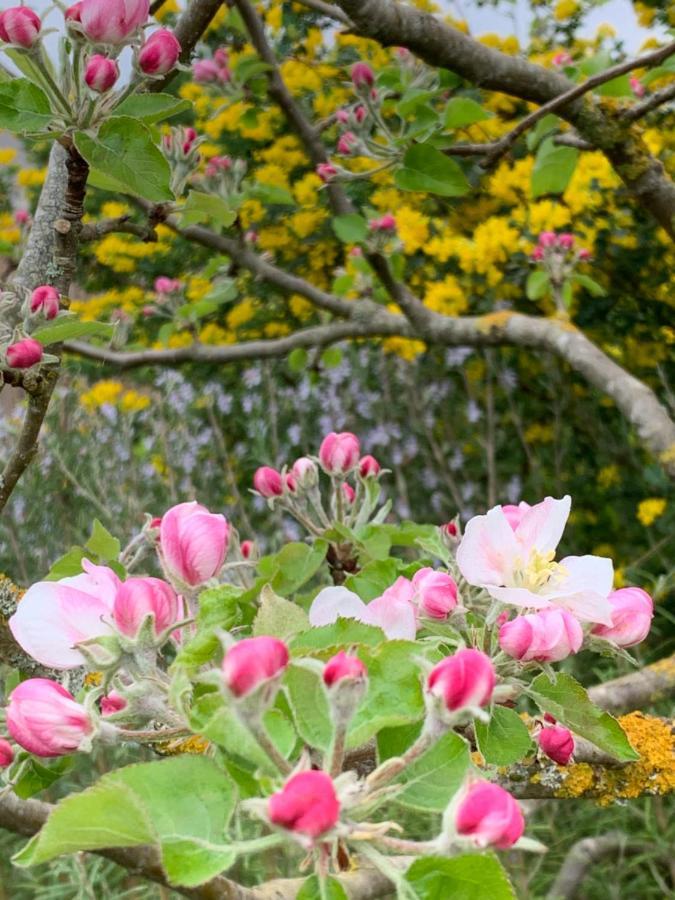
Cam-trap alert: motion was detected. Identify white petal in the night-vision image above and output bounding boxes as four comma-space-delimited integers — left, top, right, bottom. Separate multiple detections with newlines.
308, 587, 367, 627
514, 496, 571, 556
456, 505, 520, 587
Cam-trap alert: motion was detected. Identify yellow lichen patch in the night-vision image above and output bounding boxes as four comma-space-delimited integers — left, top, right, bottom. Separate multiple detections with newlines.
477, 310, 515, 332
555, 713, 675, 805
84, 672, 103, 687
155, 735, 211, 756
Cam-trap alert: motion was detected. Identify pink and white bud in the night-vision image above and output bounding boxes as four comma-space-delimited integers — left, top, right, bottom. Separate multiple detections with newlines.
214, 47, 229, 67
323, 650, 367, 687
538, 231, 558, 248
354, 104, 367, 123
100, 691, 127, 716
442, 521, 458, 538
154, 276, 181, 294
412, 567, 458, 619
630, 75, 645, 98
205, 155, 232, 177
6, 337, 43, 369
222, 636, 289, 698
159, 501, 229, 587
351, 61, 375, 88
0, 7, 41, 48
530, 246, 544, 261
538, 725, 574, 765
85, 55, 119, 92
319, 431, 360, 474
359, 455, 380, 478
427, 648, 495, 712
253, 465, 284, 498
454, 781, 524, 849
269, 770, 340, 840
240, 539, 254, 559
65, 3, 83, 23
7, 679, 93, 758
317, 163, 338, 182
335, 109, 350, 124
138, 28, 181, 76
591, 587, 653, 647
30, 285, 60, 319
285, 473, 298, 493
557, 232, 575, 249
112, 576, 179, 638
14, 210, 30, 225
337, 131, 358, 156
79, 0, 149, 44
578, 247, 592, 260
499, 607, 583, 663
193, 59, 221, 82
292, 456, 318, 487
552, 51, 572, 67
369, 213, 396, 233
0, 738, 14, 767
341, 482, 356, 504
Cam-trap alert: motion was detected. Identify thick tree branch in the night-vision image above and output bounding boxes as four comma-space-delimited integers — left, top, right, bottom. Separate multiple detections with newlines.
334, 0, 675, 239
295, 0, 352, 24
588, 653, 675, 714
624, 81, 675, 121
546, 833, 635, 900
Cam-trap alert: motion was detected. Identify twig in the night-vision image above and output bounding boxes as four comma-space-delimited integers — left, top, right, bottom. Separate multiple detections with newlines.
294, 0, 353, 23
80, 216, 157, 242
624, 81, 675, 120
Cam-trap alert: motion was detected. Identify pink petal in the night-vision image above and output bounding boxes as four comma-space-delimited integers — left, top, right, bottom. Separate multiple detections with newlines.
362, 592, 417, 640
514, 496, 571, 557
456, 505, 520, 587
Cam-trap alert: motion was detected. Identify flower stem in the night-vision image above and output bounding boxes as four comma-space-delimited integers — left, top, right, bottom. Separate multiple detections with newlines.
246, 718, 292, 776
327, 721, 347, 778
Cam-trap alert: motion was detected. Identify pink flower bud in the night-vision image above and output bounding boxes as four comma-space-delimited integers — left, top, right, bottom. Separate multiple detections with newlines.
557, 232, 575, 249
319, 431, 360, 475
630, 75, 645, 98
412, 567, 458, 619
101, 691, 127, 716
335, 108, 350, 124
552, 51, 572, 67
337, 131, 358, 156
80, 0, 149, 44
591, 587, 653, 647
499, 607, 583, 663
269, 770, 340, 839
112, 576, 179, 638
349, 246, 363, 257
578, 248, 591, 260
530, 246, 544, 261
240, 539, 254, 559
0, 738, 13, 767
538, 725, 574, 765
427, 648, 495, 712
317, 163, 338, 182
454, 781, 524, 849
359, 455, 380, 478
285, 473, 298, 493
30, 285, 60, 319
138, 28, 181, 76
351, 61, 375, 88
538, 231, 558, 248
292, 456, 318, 486
205, 155, 232, 177
7, 679, 93, 758
159, 501, 229, 587
253, 465, 284, 498
341, 482, 356, 504
442, 521, 458, 538
14, 209, 30, 225
323, 650, 367, 687
222, 636, 289, 698
154, 276, 181, 294
85, 55, 119, 93
6, 337, 43, 369
193, 59, 222, 83
0, 7, 41, 48
65, 2, 83, 22
214, 47, 229, 67
369, 213, 397, 232
354, 104, 367, 123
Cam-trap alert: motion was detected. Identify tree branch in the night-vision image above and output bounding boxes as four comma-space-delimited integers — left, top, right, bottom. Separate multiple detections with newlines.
588, 653, 675, 714
546, 833, 635, 900
624, 81, 675, 121
333, 0, 675, 239
80, 216, 158, 242
294, 0, 353, 24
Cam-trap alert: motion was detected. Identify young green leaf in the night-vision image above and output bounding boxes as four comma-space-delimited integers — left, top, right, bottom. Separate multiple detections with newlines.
394, 731, 471, 811
531, 138, 578, 198
395, 144, 470, 197
405, 854, 516, 899
252, 584, 310, 640
332, 214, 369, 243
114, 93, 191, 124
0, 79, 52, 133
475, 705, 533, 766
444, 96, 491, 129
526, 270, 550, 300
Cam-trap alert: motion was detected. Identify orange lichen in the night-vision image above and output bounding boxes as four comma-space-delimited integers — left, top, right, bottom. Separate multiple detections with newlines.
155, 735, 211, 756
555, 713, 675, 805
476, 310, 515, 331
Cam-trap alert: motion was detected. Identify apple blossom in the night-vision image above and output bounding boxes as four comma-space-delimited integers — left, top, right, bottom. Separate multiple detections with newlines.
351, 61, 375, 88
101, 691, 127, 716
253, 466, 284, 498
85, 55, 119, 92
240, 539, 254, 559
0, 739, 13, 767
341, 482, 356, 504
30, 285, 60, 319
412, 567, 458, 619
454, 781, 524, 849
336, 131, 358, 155
6, 337, 43, 369
427, 648, 495, 712
154, 276, 181, 294
591, 587, 653, 647
317, 163, 338, 182
323, 651, 367, 687
9, 560, 120, 669
359, 455, 380, 478
138, 28, 181, 76
291, 456, 318, 486
79, 0, 149, 44
7, 679, 94, 758
222, 636, 289, 698
499, 607, 583, 663
0, 7, 41, 48
538, 725, 575, 765
456, 496, 614, 624
308, 582, 417, 640
112, 576, 180, 638
269, 770, 340, 839
319, 431, 360, 474
159, 501, 229, 587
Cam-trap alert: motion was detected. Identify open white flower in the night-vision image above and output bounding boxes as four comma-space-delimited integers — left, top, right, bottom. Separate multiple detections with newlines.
456, 496, 613, 625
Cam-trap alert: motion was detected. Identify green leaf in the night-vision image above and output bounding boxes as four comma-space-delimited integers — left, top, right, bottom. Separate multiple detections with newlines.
345, 558, 400, 601
394, 731, 471, 811
246, 183, 294, 206
85, 519, 120, 562
332, 214, 368, 243
0, 79, 52, 133
531, 138, 578, 198
527, 673, 639, 761
175, 584, 242, 667
191, 693, 296, 773
395, 144, 470, 197
115, 93, 191, 124
290, 618, 386, 654
320, 347, 342, 368
233, 57, 272, 84
573, 273, 607, 297
14, 757, 237, 887
475, 706, 533, 766
257, 540, 328, 595
74, 117, 173, 202
347, 641, 424, 748
288, 348, 308, 372
526, 113, 559, 151
444, 97, 491, 129
33, 319, 115, 345
597, 74, 632, 97
405, 854, 516, 900
253, 584, 310, 640
285, 663, 333, 751
182, 190, 237, 230
396, 88, 438, 117
45, 546, 87, 581
297, 875, 348, 900
526, 270, 550, 300
14, 757, 73, 800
